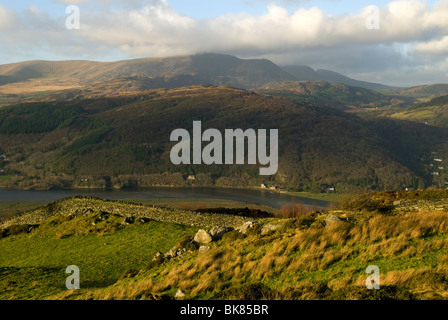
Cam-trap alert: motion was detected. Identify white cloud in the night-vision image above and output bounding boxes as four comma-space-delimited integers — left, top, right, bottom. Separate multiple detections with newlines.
0, 4, 15, 31
1, 0, 448, 86
416, 36, 448, 55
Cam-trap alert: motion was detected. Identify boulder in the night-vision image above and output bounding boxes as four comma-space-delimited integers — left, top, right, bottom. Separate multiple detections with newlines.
325, 214, 342, 226
209, 226, 232, 240
237, 221, 263, 234
261, 223, 282, 234
193, 229, 213, 244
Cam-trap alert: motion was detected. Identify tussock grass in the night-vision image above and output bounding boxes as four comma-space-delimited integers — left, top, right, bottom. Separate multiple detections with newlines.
78, 208, 448, 300
4, 192, 448, 300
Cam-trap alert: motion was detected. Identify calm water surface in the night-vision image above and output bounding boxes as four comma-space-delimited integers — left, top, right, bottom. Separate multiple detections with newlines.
0, 187, 329, 209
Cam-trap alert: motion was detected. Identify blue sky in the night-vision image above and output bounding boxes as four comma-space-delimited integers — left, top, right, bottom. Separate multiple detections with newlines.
3, 0, 435, 19
0, 0, 447, 86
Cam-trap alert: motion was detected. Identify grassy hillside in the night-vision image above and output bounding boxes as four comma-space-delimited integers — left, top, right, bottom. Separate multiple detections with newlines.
387, 95, 448, 128
2, 191, 448, 300
257, 81, 396, 110
0, 54, 418, 107
397, 84, 448, 101
0, 54, 296, 101
0, 196, 254, 299
0, 85, 447, 191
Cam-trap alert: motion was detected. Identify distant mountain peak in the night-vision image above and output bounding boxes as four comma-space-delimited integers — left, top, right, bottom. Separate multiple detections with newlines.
282, 65, 400, 91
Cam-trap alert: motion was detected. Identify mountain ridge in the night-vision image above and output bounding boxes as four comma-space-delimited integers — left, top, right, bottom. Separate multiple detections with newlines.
281, 65, 401, 91
0, 53, 403, 93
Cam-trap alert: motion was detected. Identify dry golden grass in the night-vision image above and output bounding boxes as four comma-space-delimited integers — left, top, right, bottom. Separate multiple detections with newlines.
0, 77, 82, 94
74, 209, 448, 300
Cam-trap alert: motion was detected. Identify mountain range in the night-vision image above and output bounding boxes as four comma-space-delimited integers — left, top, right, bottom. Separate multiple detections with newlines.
1, 53, 448, 192
0, 53, 400, 94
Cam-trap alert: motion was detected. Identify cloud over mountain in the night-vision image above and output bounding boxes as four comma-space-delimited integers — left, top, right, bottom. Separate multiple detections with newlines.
1, 0, 448, 86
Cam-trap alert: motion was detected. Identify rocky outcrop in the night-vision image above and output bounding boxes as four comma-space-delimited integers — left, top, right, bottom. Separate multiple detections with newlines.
393, 198, 448, 212
236, 221, 264, 234
0, 197, 256, 230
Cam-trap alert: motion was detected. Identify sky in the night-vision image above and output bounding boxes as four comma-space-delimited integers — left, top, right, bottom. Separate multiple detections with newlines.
0, 0, 447, 87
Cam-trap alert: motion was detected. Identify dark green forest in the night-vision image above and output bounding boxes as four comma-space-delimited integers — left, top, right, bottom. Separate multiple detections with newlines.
0, 85, 447, 192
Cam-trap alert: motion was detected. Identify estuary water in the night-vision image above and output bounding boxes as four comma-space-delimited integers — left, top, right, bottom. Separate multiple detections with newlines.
0, 187, 330, 209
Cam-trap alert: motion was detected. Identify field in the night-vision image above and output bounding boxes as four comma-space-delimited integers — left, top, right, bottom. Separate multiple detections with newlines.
0, 215, 198, 299
1, 190, 448, 300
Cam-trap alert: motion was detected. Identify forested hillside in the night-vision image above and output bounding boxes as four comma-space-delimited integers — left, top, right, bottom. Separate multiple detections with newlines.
0, 85, 446, 191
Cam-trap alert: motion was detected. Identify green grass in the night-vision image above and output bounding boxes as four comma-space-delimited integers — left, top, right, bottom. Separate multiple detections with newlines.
72, 195, 448, 300
4, 191, 448, 300
389, 108, 436, 121
0, 211, 198, 299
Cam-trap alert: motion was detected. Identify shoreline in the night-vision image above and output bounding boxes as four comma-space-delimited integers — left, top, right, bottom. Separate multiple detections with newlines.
0, 186, 331, 211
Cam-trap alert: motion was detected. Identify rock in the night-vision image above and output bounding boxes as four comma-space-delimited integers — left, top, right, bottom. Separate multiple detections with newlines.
237, 221, 264, 234
175, 289, 186, 300
325, 214, 342, 226
209, 226, 231, 240
152, 251, 163, 261
199, 246, 211, 254
193, 229, 213, 244
165, 248, 178, 258
261, 223, 282, 234
175, 248, 187, 258
123, 217, 134, 225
